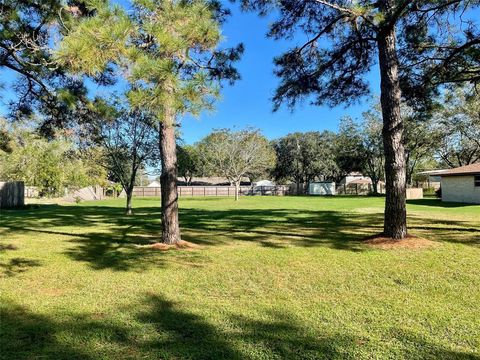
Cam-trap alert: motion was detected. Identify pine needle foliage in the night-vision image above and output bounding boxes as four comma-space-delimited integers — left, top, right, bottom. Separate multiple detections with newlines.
56, 0, 242, 121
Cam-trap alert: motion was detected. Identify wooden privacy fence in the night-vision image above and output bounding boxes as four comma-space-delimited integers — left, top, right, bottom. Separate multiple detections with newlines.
0, 181, 25, 208
132, 185, 295, 197
336, 183, 386, 195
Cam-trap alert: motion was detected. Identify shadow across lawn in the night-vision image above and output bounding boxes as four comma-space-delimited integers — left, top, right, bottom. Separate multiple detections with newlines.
1, 295, 478, 360
0, 205, 380, 271
407, 198, 479, 208
0, 201, 478, 271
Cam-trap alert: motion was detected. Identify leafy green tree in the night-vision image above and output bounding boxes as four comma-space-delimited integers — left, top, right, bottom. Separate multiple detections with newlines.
242, 0, 480, 239
272, 131, 337, 191
0, 126, 107, 196
56, 0, 242, 244
434, 87, 480, 168
0, 118, 13, 153
334, 117, 365, 181
177, 144, 201, 185
198, 128, 276, 200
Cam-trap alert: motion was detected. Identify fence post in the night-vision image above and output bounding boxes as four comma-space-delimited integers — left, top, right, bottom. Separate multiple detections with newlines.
179, 187, 182, 197
204, 187, 206, 196
142, 187, 145, 197
216, 187, 218, 196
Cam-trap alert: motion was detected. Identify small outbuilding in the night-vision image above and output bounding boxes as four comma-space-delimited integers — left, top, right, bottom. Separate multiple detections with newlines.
437, 163, 480, 204
308, 182, 336, 195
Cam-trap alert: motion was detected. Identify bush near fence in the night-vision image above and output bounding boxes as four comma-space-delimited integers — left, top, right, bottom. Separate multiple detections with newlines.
0, 181, 25, 208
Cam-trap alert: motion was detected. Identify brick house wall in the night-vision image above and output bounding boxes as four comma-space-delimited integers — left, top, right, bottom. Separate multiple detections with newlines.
441, 175, 480, 204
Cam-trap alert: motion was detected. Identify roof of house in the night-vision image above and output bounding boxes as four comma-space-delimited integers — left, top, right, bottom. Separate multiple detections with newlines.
147, 181, 161, 187
437, 163, 480, 176
348, 178, 385, 185
417, 169, 449, 175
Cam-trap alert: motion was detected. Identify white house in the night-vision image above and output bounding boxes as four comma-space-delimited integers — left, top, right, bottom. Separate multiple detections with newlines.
437, 163, 480, 204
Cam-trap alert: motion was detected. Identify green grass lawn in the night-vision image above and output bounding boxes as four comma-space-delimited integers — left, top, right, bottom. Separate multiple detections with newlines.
0, 196, 479, 359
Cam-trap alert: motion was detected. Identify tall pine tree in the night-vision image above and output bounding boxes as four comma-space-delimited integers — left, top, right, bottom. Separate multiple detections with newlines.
56, 0, 242, 244
242, 0, 480, 239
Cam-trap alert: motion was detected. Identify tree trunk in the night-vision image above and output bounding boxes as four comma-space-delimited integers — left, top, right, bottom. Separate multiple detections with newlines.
126, 190, 133, 216
377, 23, 407, 239
234, 180, 240, 201
372, 178, 379, 195
159, 121, 181, 244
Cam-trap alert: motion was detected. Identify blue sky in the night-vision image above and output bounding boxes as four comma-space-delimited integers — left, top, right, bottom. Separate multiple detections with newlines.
175, 3, 379, 144
0, 1, 379, 144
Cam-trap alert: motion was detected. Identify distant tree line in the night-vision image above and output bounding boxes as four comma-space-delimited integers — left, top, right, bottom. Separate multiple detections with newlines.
177, 87, 480, 195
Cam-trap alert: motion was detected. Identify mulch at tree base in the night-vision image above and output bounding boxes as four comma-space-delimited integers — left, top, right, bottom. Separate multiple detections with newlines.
138, 240, 201, 251
364, 234, 439, 250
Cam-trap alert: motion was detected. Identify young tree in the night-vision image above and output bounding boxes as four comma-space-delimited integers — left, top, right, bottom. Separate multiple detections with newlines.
177, 144, 201, 185
242, 0, 480, 239
56, 0, 242, 244
198, 128, 276, 200
101, 109, 158, 215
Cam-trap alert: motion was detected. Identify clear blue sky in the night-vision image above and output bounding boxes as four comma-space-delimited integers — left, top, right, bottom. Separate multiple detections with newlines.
0, 1, 379, 144
178, 3, 379, 144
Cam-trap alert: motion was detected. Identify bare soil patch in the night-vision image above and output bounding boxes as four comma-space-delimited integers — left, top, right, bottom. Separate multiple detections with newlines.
139, 240, 201, 251
364, 234, 438, 250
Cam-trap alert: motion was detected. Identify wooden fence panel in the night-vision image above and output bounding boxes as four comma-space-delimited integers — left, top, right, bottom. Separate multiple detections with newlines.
130, 185, 297, 197
0, 181, 25, 208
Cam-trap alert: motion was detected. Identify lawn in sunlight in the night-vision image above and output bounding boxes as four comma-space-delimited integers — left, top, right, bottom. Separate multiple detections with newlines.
0, 196, 479, 359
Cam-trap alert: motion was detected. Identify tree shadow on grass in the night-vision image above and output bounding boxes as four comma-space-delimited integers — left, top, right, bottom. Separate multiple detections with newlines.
0, 257, 41, 277
0, 300, 130, 360
178, 208, 380, 252
0, 202, 478, 271
407, 199, 480, 208
2, 296, 478, 360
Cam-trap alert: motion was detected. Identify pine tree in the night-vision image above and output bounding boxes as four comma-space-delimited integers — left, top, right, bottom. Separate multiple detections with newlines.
242, 0, 480, 239
56, 0, 242, 244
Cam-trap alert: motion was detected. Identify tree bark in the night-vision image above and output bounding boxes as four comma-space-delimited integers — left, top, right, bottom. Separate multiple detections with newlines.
126, 190, 133, 215
372, 179, 379, 195
159, 121, 181, 244
377, 24, 407, 239
234, 180, 240, 201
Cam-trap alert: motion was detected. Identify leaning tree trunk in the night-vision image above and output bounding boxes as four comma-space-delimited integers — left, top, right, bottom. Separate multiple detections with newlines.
377, 24, 407, 240
159, 119, 181, 244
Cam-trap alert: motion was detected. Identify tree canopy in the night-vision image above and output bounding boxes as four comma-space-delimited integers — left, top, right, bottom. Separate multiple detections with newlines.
198, 128, 276, 200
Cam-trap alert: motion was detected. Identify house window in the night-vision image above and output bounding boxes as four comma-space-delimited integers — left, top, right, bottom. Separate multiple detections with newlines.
475, 175, 480, 187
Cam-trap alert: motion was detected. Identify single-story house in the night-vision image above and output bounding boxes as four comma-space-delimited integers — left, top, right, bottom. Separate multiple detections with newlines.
437, 163, 480, 204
